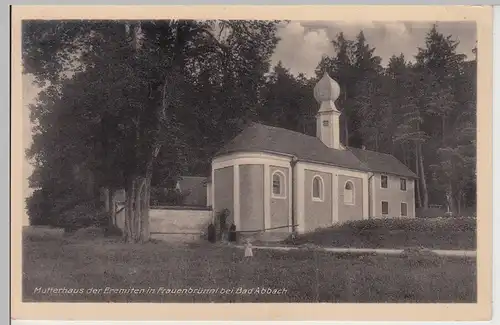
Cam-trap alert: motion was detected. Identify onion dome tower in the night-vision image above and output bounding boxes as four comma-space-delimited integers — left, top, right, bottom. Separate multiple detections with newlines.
313, 72, 342, 150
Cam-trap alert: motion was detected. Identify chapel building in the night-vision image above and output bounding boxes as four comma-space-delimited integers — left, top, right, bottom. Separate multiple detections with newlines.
207, 72, 417, 234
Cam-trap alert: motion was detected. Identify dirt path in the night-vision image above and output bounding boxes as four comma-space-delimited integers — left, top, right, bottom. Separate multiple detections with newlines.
235, 244, 476, 258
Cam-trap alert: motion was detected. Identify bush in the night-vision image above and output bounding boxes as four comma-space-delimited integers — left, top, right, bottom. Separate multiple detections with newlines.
343, 218, 384, 231
103, 222, 123, 237
59, 200, 108, 232
333, 217, 476, 233
228, 224, 237, 242
150, 187, 190, 206
213, 209, 230, 240
207, 223, 216, 243
26, 188, 54, 226
284, 216, 476, 250
284, 230, 299, 245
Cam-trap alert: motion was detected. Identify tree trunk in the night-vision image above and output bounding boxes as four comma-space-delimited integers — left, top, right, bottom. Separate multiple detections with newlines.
135, 176, 144, 242
457, 191, 462, 215
103, 187, 118, 230
124, 180, 135, 242
445, 182, 453, 214
122, 54, 180, 243
442, 116, 446, 142
450, 183, 458, 215
417, 143, 429, 209
414, 145, 422, 209
109, 189, 116, 226
141, 178, 151, 240
344, 116, 349, 147
124, 176, 150, 243
86, 169, 95, 197
123, 142, 161, 244
402, 144, 408, 166
103, 187, 110, 212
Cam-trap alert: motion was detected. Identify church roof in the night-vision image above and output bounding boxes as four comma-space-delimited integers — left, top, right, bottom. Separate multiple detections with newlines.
348, 147, 417, 178
215, 123, 417, 178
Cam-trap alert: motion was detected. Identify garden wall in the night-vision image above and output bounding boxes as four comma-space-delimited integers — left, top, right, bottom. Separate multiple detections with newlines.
115, 204, 213, 242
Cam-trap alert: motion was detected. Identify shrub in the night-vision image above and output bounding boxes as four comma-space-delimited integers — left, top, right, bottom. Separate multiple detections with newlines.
228, 224, 237, 242
214, 209, 230, 240
26, 187, 88, 228
207, 223, 216, 243
25, 188, 54, 226
343, 218, 384, 231
330, 217, 476, 233
284, 216, 476, 250
283, 230, 299, 245
103, 222, 123, 237
59, 200, 108, 232
219, 209, 229, 229
150, 187, 190, 206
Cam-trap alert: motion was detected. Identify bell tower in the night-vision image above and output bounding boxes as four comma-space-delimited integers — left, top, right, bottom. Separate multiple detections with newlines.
313, 72, 342, 150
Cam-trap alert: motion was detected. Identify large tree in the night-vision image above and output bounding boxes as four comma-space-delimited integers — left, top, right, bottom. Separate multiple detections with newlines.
258, 61, 316, 135
414, 25, 475, 212
315, 31, 383, 148
315, 32, 356, 146
385, 55, 430, 208
23, 19, 281, 242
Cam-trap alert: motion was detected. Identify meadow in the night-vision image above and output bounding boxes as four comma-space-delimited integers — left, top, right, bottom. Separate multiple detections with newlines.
23, 225, 476, 303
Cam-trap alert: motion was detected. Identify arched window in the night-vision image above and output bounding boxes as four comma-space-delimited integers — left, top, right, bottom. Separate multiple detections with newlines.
344, 181, 354, 205
272, 171, 286, 198
312, 176, 324, 201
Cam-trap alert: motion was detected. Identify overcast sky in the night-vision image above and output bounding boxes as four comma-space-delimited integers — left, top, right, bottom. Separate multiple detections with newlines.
271, 21, 476, 76
21, 20, 476, 224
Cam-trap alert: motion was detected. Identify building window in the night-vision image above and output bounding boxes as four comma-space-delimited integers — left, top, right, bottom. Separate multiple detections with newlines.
381, 175, 388, 188
272, 171, 286, 198
344, 181, 354, 205
401, 202, 408, 217
312, 176, 324, 201
381, 201, 389, 215
400, 178, 407, 191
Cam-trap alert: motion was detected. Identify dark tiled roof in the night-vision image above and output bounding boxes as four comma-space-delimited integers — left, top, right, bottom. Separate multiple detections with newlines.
216, 123, 417, 178
215, 123, 368, 171
348, 147, 417, 178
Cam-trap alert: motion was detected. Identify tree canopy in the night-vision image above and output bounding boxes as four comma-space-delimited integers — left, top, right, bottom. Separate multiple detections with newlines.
23, 19, 281, 241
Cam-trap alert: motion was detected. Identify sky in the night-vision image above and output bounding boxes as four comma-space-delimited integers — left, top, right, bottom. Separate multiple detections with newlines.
271, 21, 476, 76
21, 20, 476, 225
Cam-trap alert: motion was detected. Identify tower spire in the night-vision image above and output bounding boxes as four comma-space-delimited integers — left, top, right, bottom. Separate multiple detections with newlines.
313, 72, 342, 150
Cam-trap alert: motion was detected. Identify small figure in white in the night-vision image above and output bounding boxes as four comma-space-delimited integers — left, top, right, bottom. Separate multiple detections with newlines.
244, 238, 253, 258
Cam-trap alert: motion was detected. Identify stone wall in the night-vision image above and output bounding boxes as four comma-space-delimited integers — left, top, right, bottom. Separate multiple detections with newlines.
115, 205, 213, 242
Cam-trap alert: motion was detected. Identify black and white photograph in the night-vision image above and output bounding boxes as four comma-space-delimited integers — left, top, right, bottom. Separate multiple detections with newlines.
13, 5, 492, 318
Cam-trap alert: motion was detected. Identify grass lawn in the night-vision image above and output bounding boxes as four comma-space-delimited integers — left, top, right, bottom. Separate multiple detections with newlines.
23, 226, 476, 303
284, 217, 476, 250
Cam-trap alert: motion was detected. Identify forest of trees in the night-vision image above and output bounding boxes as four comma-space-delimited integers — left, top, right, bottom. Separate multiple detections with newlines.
23, 20, 476, 242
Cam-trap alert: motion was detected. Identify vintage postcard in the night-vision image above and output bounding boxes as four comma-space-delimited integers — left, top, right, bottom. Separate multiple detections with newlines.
11, 4, 493, 322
